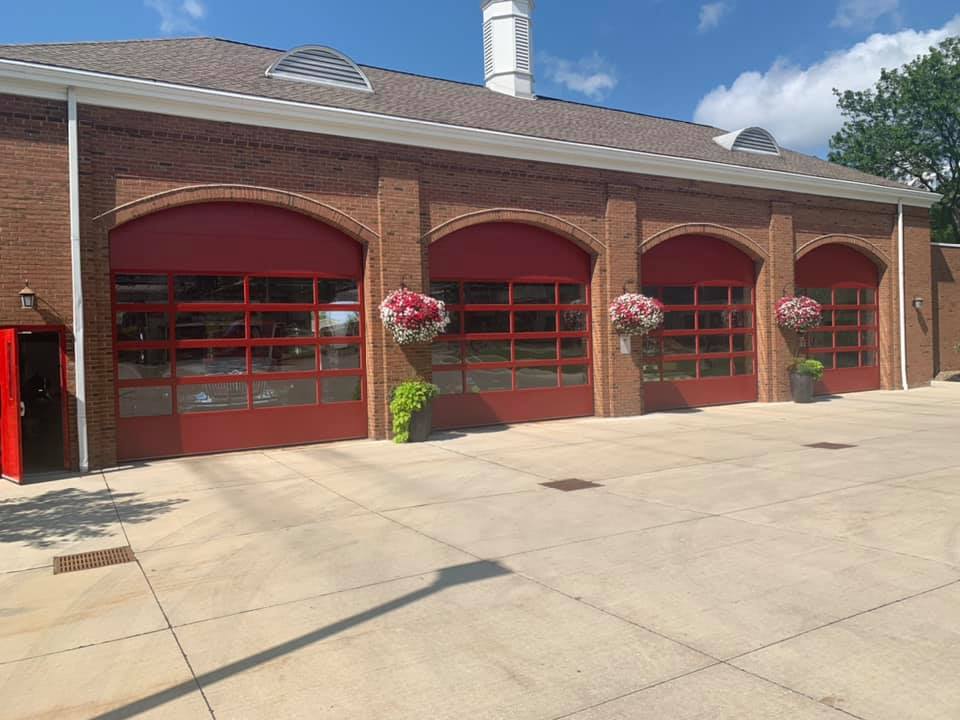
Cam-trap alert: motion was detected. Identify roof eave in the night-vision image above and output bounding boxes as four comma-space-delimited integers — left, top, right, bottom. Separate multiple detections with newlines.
0, 58, 942, 209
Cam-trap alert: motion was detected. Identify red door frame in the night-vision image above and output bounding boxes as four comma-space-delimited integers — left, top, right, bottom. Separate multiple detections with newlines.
0, 325, 70, 483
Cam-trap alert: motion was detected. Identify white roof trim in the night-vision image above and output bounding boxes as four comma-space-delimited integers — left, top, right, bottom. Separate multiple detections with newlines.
0, 58, 941, 208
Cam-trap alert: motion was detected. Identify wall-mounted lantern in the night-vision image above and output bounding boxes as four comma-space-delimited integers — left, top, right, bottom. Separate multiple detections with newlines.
912, 296, 924, 310
18, 282, 36, 310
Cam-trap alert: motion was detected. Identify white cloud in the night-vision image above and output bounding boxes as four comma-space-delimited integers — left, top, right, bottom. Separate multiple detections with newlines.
692, 16, 960, 152
831, 0, 900, 29
145, 0, 207, 33
540, 52, 618, 101
698, 3, 730, 33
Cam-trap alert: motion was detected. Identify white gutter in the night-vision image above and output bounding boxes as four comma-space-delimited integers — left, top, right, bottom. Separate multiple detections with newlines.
0, 59, 943, 209
897, 200, 908, 391
67, 87, 89, 472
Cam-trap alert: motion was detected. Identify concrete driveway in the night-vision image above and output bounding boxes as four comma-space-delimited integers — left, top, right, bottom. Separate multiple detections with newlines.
1, 384, 959, 719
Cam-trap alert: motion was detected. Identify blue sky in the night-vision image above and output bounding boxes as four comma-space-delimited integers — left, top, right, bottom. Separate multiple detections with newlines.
3, 1, 958, 156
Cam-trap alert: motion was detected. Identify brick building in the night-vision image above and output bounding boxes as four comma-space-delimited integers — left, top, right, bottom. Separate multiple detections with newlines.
0, 0, 948, 480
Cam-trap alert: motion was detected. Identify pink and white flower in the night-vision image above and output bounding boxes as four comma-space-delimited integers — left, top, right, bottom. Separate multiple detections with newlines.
379, 288, 449, 345
609, 293, 664, 336
775, 295, 822, 332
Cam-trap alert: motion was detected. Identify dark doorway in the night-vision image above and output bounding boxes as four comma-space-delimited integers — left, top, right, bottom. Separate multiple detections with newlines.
18, 332, 65, 473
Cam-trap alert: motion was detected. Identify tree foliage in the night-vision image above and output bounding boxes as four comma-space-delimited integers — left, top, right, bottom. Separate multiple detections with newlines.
829, 36, 960, 244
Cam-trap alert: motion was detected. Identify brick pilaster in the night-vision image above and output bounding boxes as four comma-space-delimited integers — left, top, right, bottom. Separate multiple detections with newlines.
758, 202, 795, 402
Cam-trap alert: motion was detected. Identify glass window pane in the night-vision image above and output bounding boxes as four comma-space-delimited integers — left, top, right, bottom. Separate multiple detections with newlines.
252, 345, 316, 373
811, 352, 834, 369
466, 340, 510, 363
663, 335, 696, 355
516, 340, 557, 361
466, 368, 512, 393
662, 286, 695, 305
434, 370, 463, 395
174, 276, 244, 303
731, 287, 750, 305
732, 334, 753, 352
250, 277, 313, 304
317, 279, 358, 304
860, 288, 876, 304
662, 360, 697, 381
860, 311, 876, 326
861, 330, 877, 346
176, 348, 246, 377
834, 288, 858, 305
641, 286, 660, 299
730, 310, 753, 329
516, 366, 557, 389
118, 350, 170, 380
862, 350, 878, 366
322, 376, 362, 403
514, 311, 556, 333
253, 378, 317, 408
805, 288, 832, 305
561, 364, 589, 386
432, 341, 461, 365
318, 311, 360, 337
320, 344, 361, 370
115, 274, 168, 304
559, 311, 586, 332
699, 286, 729, 305
836, 331, 859, 347
700, 358, 731, 377
664, 311, 695, 330
561, 337, 587, 359
119, 386, 172, 418
808, 332, 833, 348
464, 311, 510, 334
175, 312, 245, 340
699, 311, 728, 330
513, 283, 555, 304
116, 312, 169, 342
178, 382, 248, 413
700, 335, 730, 354
442, 312, 461, 336
641, 336, 660, 357
430, 282, 460, 305
733, 357, 754, 375
250, 311, 314, 338
559, 284, 586, 304
464, 282, 509, 304
821, 310, 833, 327
643, 362, 661, 382
834, 310, 858, 326
837, 351, 860, 368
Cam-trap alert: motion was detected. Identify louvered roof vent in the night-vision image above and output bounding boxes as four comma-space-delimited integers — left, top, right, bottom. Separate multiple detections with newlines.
713, 127, 781, 156
266, 46, 372, 92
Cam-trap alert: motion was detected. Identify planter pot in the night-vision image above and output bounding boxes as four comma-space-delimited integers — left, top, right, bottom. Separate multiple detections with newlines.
790, 372, 815, 403
407, 403, 433, 442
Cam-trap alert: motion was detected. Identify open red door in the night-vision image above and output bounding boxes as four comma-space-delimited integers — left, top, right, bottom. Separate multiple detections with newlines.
0, 329, 24, 483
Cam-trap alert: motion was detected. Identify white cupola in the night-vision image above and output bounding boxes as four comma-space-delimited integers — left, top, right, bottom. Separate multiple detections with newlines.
482, 0, 535, 99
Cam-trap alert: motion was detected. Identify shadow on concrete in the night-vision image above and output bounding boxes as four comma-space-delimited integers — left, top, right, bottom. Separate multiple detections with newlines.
0, 488, 185, 548
428, 425, 513, 441
93, 560, 512, 720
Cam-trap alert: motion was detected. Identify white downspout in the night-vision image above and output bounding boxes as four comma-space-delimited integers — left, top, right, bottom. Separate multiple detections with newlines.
68, 87, 89, 471
897, 200, 908, 391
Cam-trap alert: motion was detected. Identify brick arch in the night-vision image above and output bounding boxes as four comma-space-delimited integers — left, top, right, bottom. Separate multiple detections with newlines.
796, 233, 890, 270
640, 223, 768, 261
94, 184, 379, 245
422, 209, 605, 256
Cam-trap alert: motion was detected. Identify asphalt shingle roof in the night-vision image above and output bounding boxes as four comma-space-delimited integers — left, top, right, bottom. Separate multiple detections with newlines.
0, 37, 910, 191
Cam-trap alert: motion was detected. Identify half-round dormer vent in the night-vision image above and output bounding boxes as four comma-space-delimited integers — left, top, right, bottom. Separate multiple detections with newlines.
713, 127, 780, 156
266, 46, 372, 92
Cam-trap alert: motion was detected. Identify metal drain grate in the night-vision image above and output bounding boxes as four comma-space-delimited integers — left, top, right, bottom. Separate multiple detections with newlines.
540, 479, 603, 492
805, 442, 857, 450
53, 546, 136, 575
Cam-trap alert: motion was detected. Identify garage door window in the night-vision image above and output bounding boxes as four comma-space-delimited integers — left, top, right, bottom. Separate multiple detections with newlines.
797, 286, 878, 370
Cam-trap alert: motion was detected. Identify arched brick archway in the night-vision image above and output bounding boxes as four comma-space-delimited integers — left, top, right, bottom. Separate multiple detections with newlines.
422, 209, 605, 257
641, 223, 768, 261
95, 184, 379, 246
796, 233, 890, 270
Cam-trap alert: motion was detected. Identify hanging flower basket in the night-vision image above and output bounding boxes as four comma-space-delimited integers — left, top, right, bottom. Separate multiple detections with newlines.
775, 295, 823, 333
609, 293, 665, 336
379, 288, 449, 345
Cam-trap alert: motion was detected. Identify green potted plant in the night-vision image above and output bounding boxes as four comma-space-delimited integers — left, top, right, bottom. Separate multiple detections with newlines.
390, 379, 439, 443
788, 358, 825, 403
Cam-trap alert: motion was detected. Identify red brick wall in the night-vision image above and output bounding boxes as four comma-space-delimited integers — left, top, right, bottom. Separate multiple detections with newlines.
932, 244, 960, 373
0, 93, 939, 468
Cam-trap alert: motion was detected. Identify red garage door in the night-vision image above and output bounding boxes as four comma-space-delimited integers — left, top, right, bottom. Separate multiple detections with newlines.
429, 223, 593, 428
797, 244, 880, 395
111, 202, 367, 461
641, 235, 758, 411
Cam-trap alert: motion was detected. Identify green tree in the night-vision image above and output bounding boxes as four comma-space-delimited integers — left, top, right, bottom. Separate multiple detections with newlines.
829, 36, 960, 244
